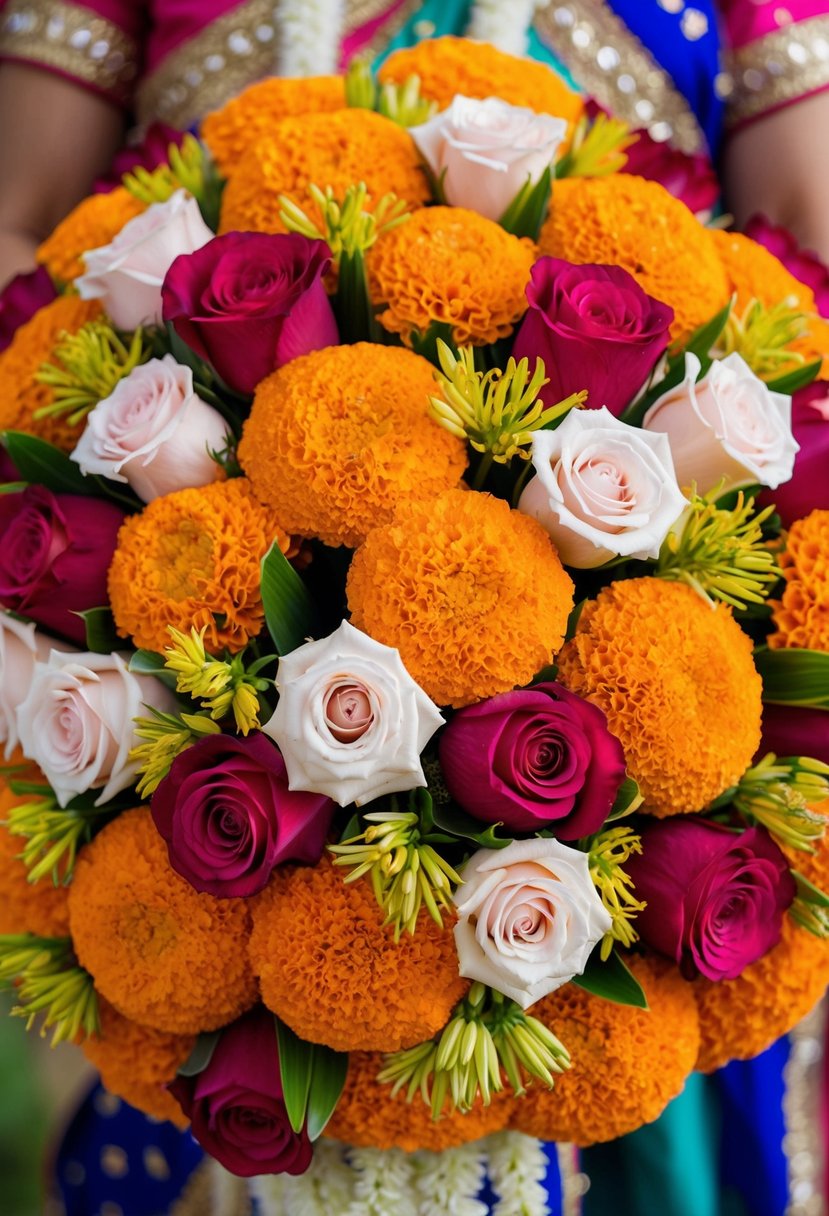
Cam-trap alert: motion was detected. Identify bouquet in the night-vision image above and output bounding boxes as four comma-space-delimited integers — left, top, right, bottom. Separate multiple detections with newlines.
1, 35, 829, 1214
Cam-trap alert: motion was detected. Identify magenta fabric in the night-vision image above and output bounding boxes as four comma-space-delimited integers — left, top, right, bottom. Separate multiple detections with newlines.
718, 0, 829, 49
339, 0, 410, 66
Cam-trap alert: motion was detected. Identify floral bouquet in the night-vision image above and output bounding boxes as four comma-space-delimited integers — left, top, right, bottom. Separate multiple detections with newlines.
2, 34, 829, 1215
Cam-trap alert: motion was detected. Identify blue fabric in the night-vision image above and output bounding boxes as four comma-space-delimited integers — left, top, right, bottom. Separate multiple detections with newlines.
716, 1037, 791, 1216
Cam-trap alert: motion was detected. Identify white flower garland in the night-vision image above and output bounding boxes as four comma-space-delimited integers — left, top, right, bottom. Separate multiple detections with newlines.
465, 0, 546, 57
412, 1141, 489, 1216
486, 1131, 551, 1216
347, 1145, 419, 1216
272, 0, 346, 76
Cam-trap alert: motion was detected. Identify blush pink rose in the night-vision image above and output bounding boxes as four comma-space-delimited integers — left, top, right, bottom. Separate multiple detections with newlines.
0, 613, 68, 760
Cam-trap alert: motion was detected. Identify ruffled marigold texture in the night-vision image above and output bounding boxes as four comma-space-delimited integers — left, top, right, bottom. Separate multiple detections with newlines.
249, 858, 467, 1053
769, 510, 829, 653
378, 36, 584, 134
0, 761, 70, 937
0, 294, 103, 451
69, 808, 257, 1034
556, 579, 762, 816
218, 110, 429, 236
539, 177, 729, 344
510, 955, 699, 1146
36, 188, 145, 283
347, 489, 574, 709
202, 76, 347, 177
369, 206, 536, 346
324, 1050, 512, 1152
108, 478, 292, 655
238, 344, 467, 548
82, 998, 194, 1127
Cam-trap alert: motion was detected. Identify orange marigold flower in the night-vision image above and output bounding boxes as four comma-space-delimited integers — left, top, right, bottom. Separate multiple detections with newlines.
510, 955, 699, 1146
324, 1050, 512, 1152
0, 295, 103, 451
769, 509, 829, 653
238, 344, 467, 548
202, 76, 347, 177
218, 110, 429, 237
82, 997, 194, 1127
36, 188, 145, 284
69, 808, 257, 1034
249, 858, 467, 1053
539, 177, 730, 345
108, 478, 292, 655
0, 763, 70, 937
369, 206, 537, 347
379, 36, 584, 136
346, 489, 574, 709
556, 579, 762, 817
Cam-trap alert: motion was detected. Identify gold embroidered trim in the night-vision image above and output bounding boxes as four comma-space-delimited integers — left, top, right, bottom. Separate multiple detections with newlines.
533, 0, 705, 155
782, 1000, 826, 1216
726, 15, 829, 128
0, 0, 138, 104
170, 1158, 251, 1216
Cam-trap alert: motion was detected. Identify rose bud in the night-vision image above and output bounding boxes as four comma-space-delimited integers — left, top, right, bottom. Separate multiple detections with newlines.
512, 257, 674, 417
0, 613, 69, 760
77, 189, 213, 331
0, 485, 125, 645
168, 1005, 312, 1178
439, 682, 625, 838
643, 352, 799, 495
161, 231, 338, 395
758, 383, 829, 527
760, 703, 829, 768
151, 733, 335, 898
71, 355, 230, 502
626, 818, 796, 982
0, 265, 57, 353
410, 96, 566, 223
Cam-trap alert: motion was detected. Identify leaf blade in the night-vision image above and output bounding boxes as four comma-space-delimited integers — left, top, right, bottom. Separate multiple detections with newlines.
275, 1017, 314, 1135
260, 543, 318, 656
571, 948, 649, 1008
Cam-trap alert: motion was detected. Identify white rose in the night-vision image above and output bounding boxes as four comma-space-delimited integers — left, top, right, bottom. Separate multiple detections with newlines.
71, 356, 230, 502
453, 837, 611, 1009
263, 620, 444, 806
642, 352, 799, 494
410, 95, 566, 222
76, 190, 213, 331
15, 650, 176, 807
518, 406, 688, 568
0, 614, 71, 760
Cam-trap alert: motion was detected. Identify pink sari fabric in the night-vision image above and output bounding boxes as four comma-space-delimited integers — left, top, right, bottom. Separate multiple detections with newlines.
719, 0, 829, 48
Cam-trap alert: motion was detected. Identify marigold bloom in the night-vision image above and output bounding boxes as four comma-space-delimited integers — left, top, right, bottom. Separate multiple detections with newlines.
82, 997, 195, 1126
248, 858, 468, 1053
379, 37, 583, 134
36, 188, 145, 284
69, 808, 257, 1034
0, 295, 103, 450
347, 489, 574, 709
108, 478, 292, 655
369, 206, 537, 347
539, 177, 729, 344
0, 762, 70, 937
324, 1050, 512, 1152
238, 344, 467, 548
509, 955, 699, 1146
202, 76, 347, 177
769, 510, 829, 653
218, 110, 429, 237
556, 579, 762, 816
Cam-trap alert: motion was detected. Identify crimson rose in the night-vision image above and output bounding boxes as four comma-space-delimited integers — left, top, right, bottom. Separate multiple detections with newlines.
0, 266, 57, 352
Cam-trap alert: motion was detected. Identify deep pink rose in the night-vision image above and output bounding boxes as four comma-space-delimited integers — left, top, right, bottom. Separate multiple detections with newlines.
760, 703, 829, 768
438, 681, 626, 838
169, 1005, 313, 1178
94, 122, 187, 193
626, 818, 796, 981
513, 257, 674, 416
0, 486, 124, 645
161, 232, 339, 394
0, 267, 57, 353
758, 383, 829, 526
152, 732, 335, 898
745, 214, 829, 319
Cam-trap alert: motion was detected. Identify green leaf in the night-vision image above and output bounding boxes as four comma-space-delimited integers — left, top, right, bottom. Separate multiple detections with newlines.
306, 1044, 348, 1141
334, 250, 378, 345
410, 321, 456, 367
260, 543, 317, 656
76, 607, 120, 654
571, 948, 649, 1008
339, 811, 362, 843
275, 1018, 314, 1134
754, 647, 829, 710
792, 870, 829, 909
128, 649, 179, 690
606, 776, 643, 822
430, 801, 512, 849
498, 166, 552, 242
177, 1031, 221, 1078
684, 298, 734, 365
565, 598, 588, 643
766, 359, 822, 395
1, 431, 141, 508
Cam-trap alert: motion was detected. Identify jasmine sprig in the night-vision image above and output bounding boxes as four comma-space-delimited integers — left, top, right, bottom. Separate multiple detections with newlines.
556, 111, 636, 179
723, 753, 829, 853
4, 791, 108, 885
163, 626, 273, 734
130, 707, 221, 798
719, 297, 810, 380
122, 133, 214, 207
278, 182, 411, 262
0, 935, 99, 1045
582, 826, 646, 959
35, 322, 150, 424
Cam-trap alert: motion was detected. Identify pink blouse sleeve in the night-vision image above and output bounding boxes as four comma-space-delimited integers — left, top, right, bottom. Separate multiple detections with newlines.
0, 0, 147, 108
718, 0, 829, 129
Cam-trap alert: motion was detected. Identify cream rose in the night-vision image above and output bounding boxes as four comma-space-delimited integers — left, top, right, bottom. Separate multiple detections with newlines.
71, 355, 230, 501
518, 406, 687, 568
15, 650, 175, 806
410, 95, 566, 222
76, 190, 213, 330
643, 352, 799, 494
453, 838, 611, 1009
263, 620, 444, 806
0, 613, 69, 760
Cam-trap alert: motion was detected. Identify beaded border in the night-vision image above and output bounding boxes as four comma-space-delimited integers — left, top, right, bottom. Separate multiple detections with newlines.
726, 15, 829, 128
